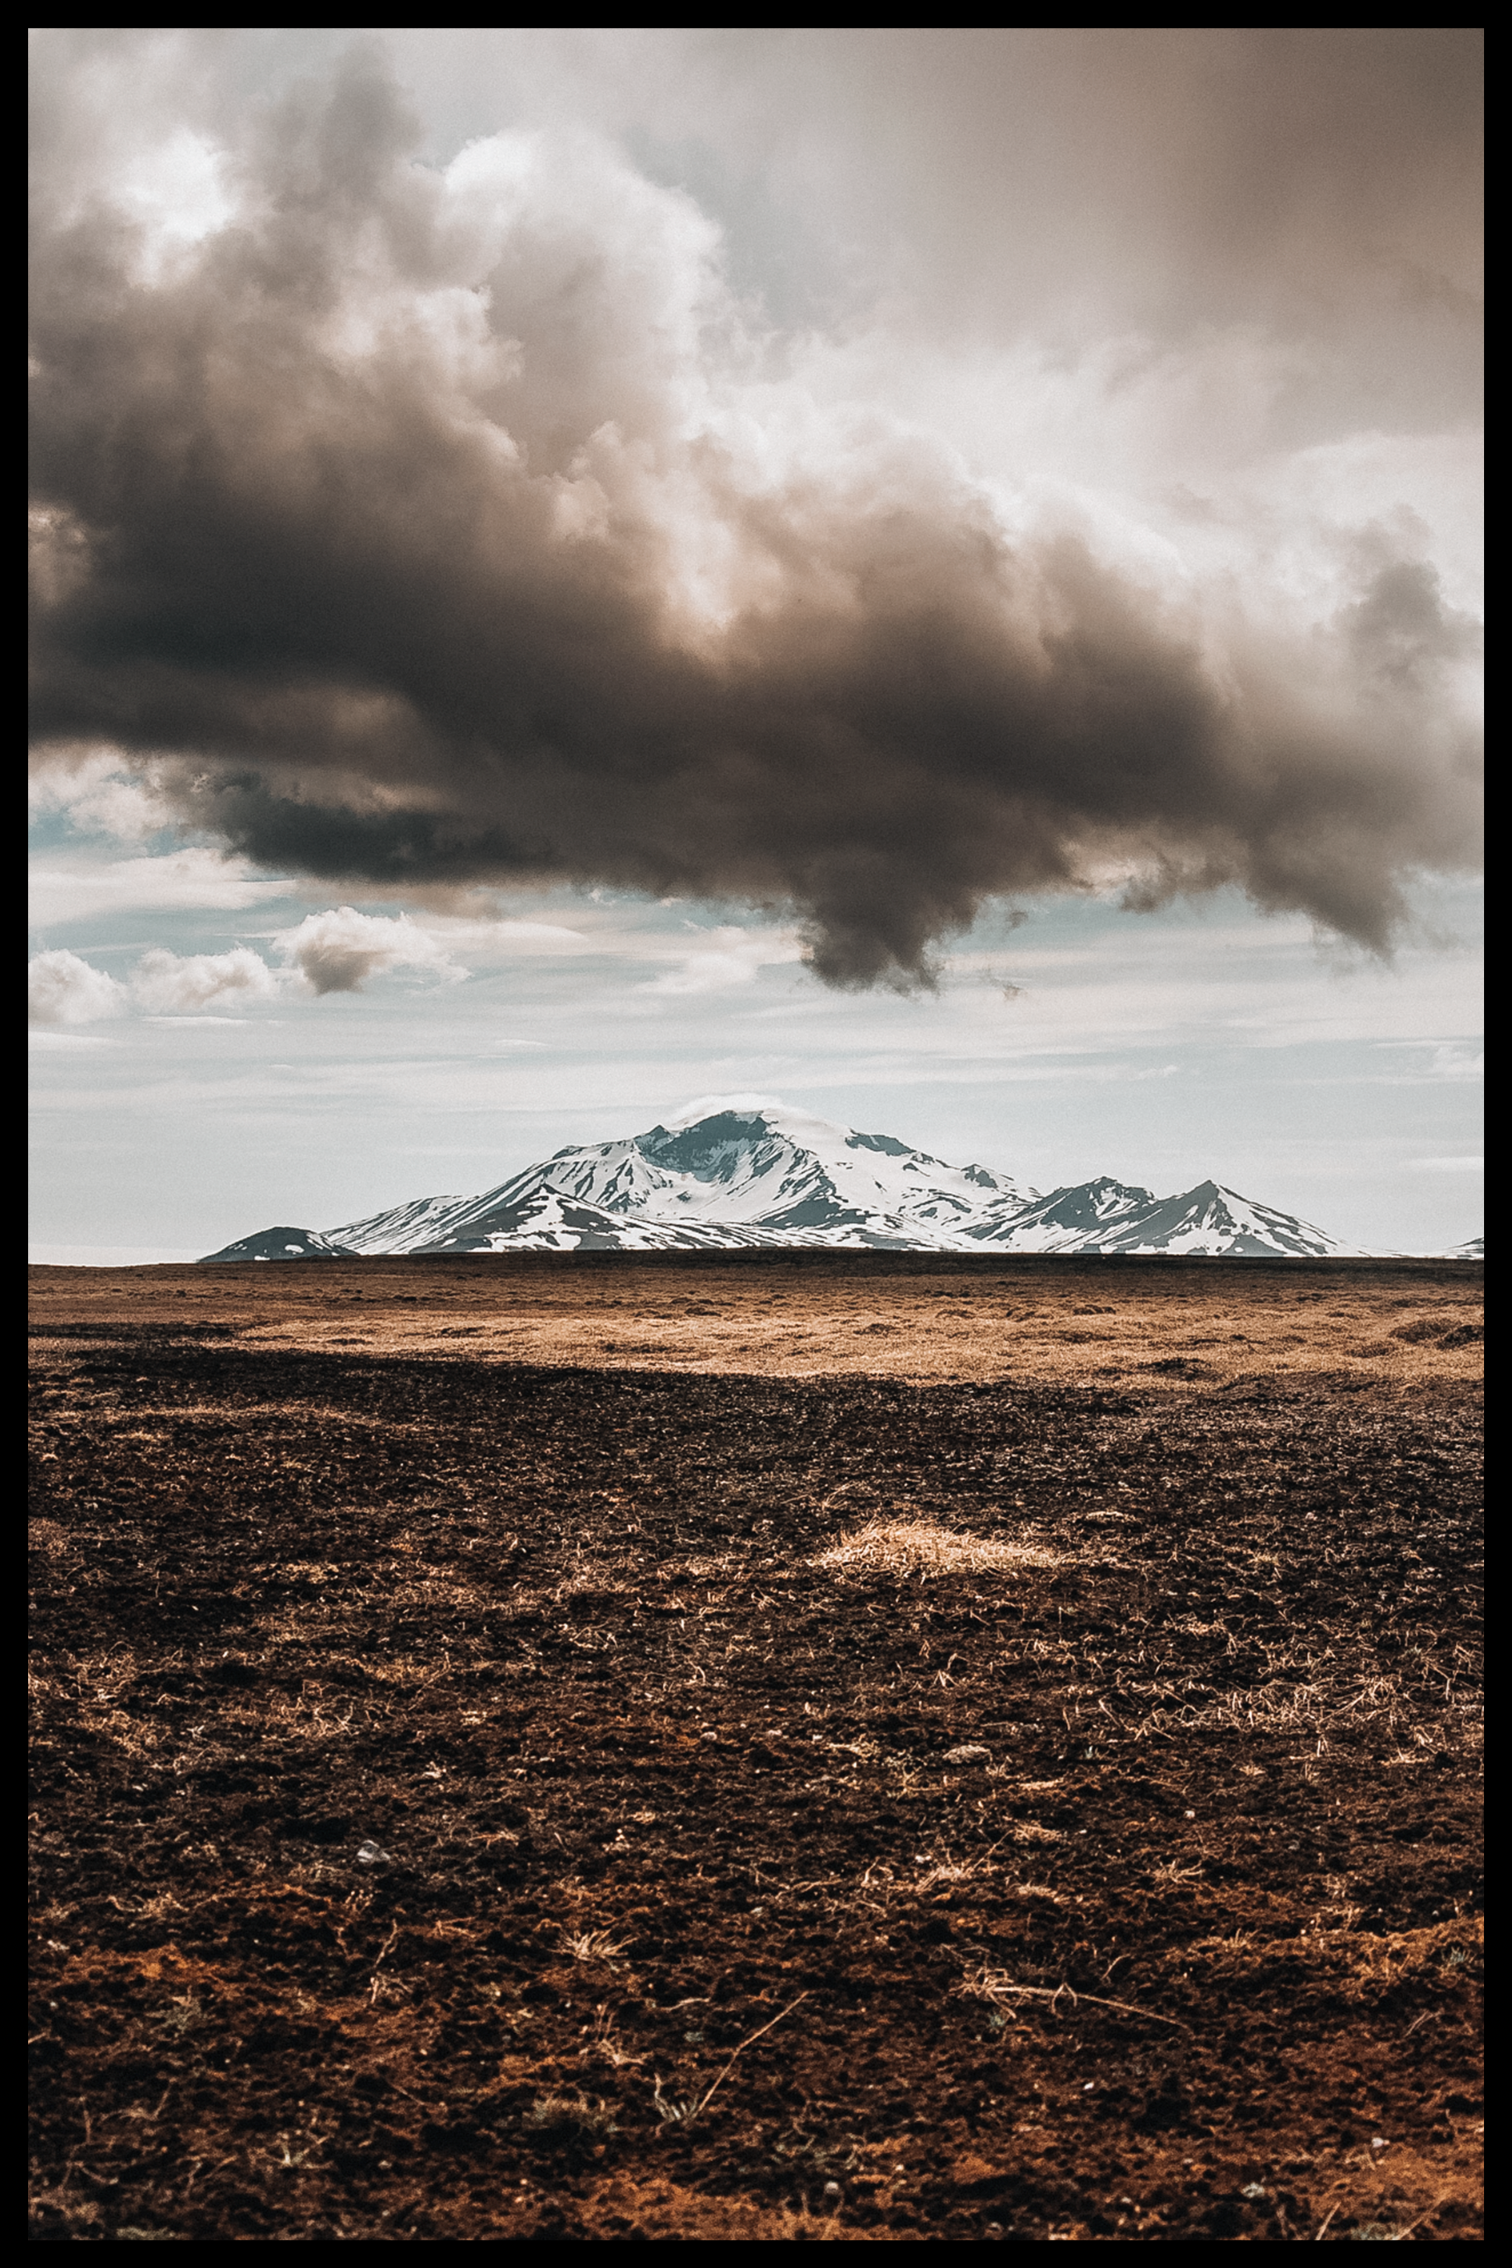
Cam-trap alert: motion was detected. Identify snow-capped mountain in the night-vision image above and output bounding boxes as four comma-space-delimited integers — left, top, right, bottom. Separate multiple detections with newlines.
200, 1103, 1364, 1261
964, 1176, 1349, 1257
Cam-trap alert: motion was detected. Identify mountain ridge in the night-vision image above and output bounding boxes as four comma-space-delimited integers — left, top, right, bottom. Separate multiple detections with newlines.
199, 1104, 1384, 1261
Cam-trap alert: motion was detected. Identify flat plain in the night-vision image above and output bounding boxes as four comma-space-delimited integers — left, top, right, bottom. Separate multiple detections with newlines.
29, 1255, 1482, 2241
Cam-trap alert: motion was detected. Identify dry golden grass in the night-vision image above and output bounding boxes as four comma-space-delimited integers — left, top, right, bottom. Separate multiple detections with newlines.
812, 1518, 1058, 1578
28, 1254, 1481, 1392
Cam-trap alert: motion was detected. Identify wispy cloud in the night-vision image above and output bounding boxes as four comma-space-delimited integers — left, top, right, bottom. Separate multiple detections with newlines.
28, 1028, 120, 1051
29, 848, 296, 929
637, 925, 804, 994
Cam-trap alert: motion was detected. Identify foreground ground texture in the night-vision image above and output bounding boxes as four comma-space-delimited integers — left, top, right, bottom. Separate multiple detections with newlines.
29, 1257, 1482, 2241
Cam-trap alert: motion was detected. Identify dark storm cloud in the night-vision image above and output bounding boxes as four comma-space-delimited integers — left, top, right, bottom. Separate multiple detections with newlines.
29, 43, 1481, 985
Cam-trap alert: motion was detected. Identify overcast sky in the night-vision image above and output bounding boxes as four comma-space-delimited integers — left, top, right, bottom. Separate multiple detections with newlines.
29, 30, 1481, 1258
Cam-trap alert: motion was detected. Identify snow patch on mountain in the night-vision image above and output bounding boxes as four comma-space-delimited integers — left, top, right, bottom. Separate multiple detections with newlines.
326, 1194, 466, 1256
200, 1225, 355, 1262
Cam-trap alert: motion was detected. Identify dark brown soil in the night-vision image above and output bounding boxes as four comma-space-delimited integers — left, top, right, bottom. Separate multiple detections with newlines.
29, 1274, 1482, 2240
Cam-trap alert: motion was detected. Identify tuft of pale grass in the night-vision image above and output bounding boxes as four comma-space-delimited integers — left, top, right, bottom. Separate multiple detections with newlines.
561, 1928, 633, 1964
526, 2092, 620, 2136
812, 1519, 1058, 1578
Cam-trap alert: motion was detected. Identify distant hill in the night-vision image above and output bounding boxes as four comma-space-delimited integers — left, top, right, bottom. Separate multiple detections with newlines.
199, 1226, 357, 1262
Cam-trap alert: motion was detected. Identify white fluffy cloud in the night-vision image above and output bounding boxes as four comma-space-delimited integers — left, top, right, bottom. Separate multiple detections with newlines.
274, 907, 469, 996
27, 909, 473, 1031
29, 948, 128, 1026
130, 945, 282, 1014
28, 749, 188, 844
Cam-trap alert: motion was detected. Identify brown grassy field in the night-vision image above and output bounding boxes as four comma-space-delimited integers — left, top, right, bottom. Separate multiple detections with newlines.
29, 1256, 1482, 2241
26, 1249, 1487, 1388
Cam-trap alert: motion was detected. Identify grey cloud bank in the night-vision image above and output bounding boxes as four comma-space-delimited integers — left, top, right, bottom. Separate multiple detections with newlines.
29, 33, 1482, 987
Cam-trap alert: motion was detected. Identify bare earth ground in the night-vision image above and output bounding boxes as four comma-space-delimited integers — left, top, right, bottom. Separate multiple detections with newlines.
29, 1256, 1482, 2242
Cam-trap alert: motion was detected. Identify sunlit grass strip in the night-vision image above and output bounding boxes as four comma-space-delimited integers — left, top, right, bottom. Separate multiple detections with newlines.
812, 1519, 1058, 1577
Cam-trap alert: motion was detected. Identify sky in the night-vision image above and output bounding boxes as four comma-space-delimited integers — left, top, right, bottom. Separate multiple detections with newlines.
29, 29, 1482, 1259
